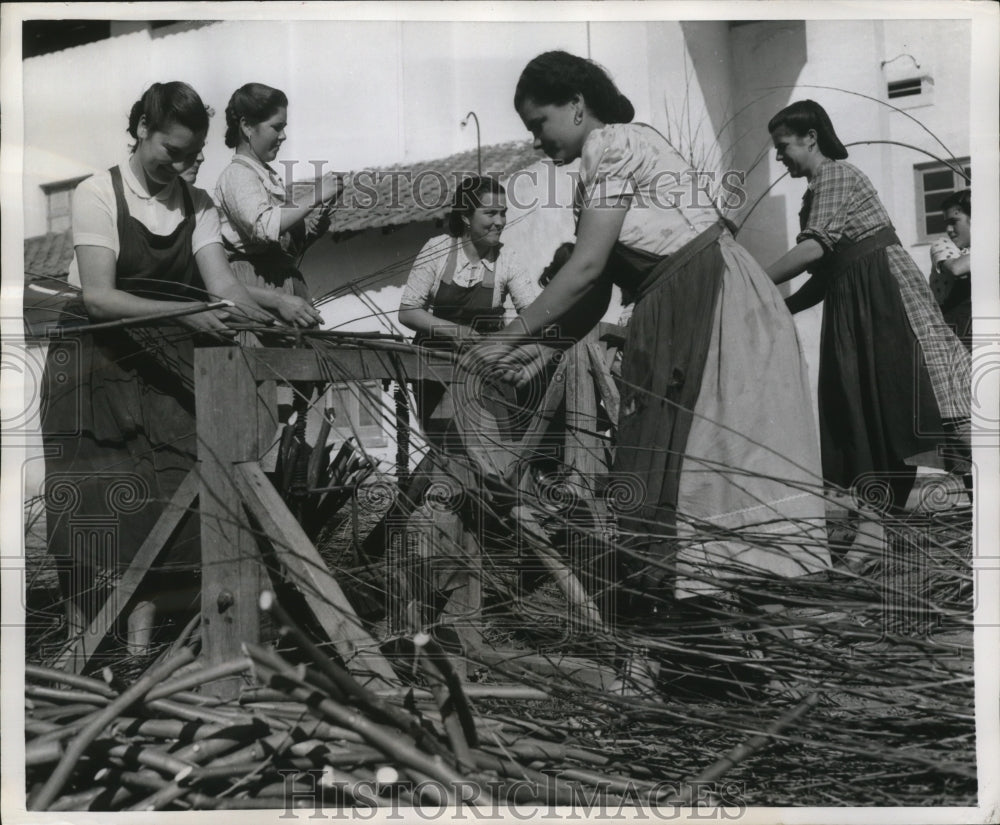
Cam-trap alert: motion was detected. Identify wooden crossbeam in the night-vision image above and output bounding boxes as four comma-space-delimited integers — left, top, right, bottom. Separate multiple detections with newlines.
54, 469, 200, 674
235, 461, 397, 686
244, 346, 454, 385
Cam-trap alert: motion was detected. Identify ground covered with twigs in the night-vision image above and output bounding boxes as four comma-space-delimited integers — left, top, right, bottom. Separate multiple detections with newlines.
23, 473, 976, 811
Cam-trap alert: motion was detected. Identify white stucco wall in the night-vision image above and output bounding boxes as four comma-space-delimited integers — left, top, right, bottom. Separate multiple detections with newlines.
22, 19, 607, 238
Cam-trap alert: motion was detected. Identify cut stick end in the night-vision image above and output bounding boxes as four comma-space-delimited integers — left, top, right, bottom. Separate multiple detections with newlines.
376, 766, 399, 785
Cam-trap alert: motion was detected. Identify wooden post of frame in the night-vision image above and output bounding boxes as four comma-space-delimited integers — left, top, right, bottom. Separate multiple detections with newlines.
195, 346, 261, 698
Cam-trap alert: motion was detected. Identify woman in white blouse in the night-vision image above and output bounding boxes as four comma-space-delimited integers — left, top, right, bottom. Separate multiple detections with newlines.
214, 83, 340, 328
398, 176, 538, 438
398, 176, 537, 342
44, 81, 270, 650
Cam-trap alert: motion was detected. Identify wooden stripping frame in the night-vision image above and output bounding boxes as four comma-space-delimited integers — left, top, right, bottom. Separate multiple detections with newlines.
55, 469, 200, 674
234, 460, 396, 685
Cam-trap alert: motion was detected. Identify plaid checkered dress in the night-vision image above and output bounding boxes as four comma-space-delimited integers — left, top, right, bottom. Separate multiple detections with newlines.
799, 160, 971, 422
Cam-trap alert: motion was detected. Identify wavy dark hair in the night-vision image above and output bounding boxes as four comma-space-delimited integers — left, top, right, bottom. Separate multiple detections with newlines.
447, 176, 506, 238
940, 188, 971, 217
767, 99, 848, 160
126, 82, 210, 144
224, 83, 289, 149
514, 50, 634, 124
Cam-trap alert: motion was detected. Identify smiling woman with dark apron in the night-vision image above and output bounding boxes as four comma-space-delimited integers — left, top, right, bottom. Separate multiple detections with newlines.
398, 176, 538, 445
42, 82, 270, 655
392, 177, 537, 633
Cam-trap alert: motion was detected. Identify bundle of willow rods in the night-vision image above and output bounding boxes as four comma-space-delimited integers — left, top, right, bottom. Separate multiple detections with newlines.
22, 329, 975, 808
27, 592, 743, 813
24, 500, 975, 810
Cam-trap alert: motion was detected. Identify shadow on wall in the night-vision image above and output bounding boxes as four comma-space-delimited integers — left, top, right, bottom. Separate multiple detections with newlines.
692, 20, 807, 270
677, 21, 738, 166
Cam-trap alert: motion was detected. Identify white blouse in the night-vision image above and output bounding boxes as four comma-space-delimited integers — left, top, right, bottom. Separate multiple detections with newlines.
72, 157, 222, 258
399, 234, 538, 313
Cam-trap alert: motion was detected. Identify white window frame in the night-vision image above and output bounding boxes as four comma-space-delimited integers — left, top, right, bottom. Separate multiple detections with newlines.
41, 175, 90, 234
913, 158, 970, 243
327, 380, 387, 448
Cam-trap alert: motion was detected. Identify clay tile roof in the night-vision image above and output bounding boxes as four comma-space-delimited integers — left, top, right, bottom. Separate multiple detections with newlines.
24, 229, 75, 282
23, 230, 77, 336
289, 140, 544, 236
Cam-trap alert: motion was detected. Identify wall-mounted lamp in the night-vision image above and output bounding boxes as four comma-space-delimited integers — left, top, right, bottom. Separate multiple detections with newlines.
880, 53, 921, 71
880, 53, 932, 102
461, 111, 481, 175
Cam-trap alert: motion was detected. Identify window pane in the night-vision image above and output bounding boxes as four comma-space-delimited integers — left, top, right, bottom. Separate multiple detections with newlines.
923, 170, 954, 192
356, 382, 383, 428
925, 192, 950, 214
49, 190, 70, 212
888, 79, 922, 98
49, 214, 72, 233
358, 400, 379, 428
330, 385, 357, 429
925, 213, 947, 236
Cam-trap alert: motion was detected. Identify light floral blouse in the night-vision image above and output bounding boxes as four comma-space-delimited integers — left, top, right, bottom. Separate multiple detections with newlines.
214, 154, 302, 259
576, 123, 721, 262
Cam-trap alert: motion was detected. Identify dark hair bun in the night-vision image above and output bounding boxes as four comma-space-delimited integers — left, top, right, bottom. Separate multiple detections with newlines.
515, 50, 634, 125
126, 81, 209, 143
610, 92, 635, 124
224, 83, 289, 149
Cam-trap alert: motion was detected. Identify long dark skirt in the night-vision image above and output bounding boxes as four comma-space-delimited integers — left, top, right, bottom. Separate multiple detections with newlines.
42, 322, 201, 624
819, 246, 943, 510
613, 230, 828, 613
613, 240, 725, 545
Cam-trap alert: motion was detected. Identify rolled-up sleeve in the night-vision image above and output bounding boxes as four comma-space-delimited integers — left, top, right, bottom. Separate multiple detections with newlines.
501, 255, 540, 313
796, 162, 857, 252
400, 237, 449, 310
71, 176, 117, 253
215, 163, 282, 247
190, 186, 223, 255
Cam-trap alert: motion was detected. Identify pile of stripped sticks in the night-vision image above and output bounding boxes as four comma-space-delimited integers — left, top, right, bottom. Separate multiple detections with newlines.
25, 586, 822, 813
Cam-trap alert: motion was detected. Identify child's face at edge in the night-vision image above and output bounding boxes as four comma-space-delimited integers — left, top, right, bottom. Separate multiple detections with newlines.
944, 206, 971, 249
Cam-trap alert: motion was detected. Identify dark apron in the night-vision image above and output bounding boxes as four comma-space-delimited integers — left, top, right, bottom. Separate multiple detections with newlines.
606, 220, 730, 618
810, 226, 942, 510
412, 239, 508, 441
42, 166, 206, 623
222, 155, 311, 300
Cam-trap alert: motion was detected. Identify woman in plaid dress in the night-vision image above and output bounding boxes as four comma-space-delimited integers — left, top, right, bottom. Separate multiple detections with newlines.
766, 100, 971, 513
